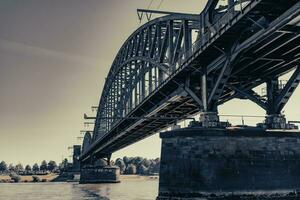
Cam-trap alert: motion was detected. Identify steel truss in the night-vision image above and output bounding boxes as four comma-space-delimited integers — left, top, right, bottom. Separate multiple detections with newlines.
81, 0, 300, 162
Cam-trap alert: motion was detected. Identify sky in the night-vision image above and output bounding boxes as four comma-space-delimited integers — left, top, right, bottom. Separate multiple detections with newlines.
0, 0, 299, 166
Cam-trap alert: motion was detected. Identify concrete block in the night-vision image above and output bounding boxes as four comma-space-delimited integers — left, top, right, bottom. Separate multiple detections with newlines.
157, 127, 300, 199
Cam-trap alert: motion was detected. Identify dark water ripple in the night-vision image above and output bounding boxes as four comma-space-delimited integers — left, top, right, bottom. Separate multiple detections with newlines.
0, 178, 158, 200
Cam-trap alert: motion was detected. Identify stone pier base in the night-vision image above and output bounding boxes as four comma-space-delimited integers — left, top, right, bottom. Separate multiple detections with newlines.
80, 165, 120, 184
157, 127, 300, 199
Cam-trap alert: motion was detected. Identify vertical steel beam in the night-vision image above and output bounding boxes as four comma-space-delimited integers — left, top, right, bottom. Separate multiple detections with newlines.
201, 67, 208, 111
168, 20, 174, 71
266, 78, 279, 115
155, 67, 158, 88
158, 69, 164, 84
134, 66, 139, 107
141, 63, 146, 100
159, 24, 169, 62
135, 32, 142, 57
149, 24, 158, 58
128, 67, 133, 111
142, 27, 150, 56
157, 23, 162, 59
123, 43, 130, 62
183, 20, 191, 56
149, 64, 153, 93
147, 26, 152, 57
139, 30, 145, 57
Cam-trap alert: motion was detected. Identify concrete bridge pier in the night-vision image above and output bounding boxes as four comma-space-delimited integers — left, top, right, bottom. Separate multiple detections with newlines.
157, 123, 300, 199
157, 126, 300, 199
79, 154, 120, 184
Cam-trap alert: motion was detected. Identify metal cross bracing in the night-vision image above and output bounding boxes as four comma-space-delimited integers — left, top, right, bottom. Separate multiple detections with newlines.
80, 0, 300, 162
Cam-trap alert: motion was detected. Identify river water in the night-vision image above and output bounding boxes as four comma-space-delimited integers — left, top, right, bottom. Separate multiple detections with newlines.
0, 178, 158, 200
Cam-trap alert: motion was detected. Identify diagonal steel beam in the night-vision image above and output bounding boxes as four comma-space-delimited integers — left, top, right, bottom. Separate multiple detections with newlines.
227, 85, 268, 111
172, 24, 184, 64
275, 65, 300, 112
208, 42, 239, 107
184, 86, 203, 108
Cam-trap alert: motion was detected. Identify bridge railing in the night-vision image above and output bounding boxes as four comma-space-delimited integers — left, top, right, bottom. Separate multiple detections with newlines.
174, 0, 253, 71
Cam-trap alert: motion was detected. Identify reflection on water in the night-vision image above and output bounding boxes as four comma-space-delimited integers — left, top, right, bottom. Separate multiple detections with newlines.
0, 177, 158, 200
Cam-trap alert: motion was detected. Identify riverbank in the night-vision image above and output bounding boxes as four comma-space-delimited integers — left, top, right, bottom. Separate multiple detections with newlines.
0, 174, 58, 183
0, 174, 157, 183
120, 174, 159, 181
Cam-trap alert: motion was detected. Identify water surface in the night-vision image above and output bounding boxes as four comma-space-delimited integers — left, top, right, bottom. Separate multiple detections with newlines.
0, 177, 158, 200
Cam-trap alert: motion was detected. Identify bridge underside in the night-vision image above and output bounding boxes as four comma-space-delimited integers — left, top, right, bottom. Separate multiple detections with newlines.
80, 0, 300, 162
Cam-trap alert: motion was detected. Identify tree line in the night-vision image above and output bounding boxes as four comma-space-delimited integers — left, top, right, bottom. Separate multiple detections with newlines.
114, 156, 160, 175
0, 160, 60, 174
0, 156, 160, 176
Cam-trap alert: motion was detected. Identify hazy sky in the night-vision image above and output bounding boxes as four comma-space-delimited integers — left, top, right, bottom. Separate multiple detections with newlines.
0, 0, 299, 166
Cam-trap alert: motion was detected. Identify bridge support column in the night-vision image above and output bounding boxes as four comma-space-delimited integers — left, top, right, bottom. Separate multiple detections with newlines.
263, 79, 286, 129
264, 114, 288, 129
258, 76, 299, 130
199, 112, 220, 128
79, 155, 120, 184
197, 67, 228, 128
157, 127, 300, 199
107, 153, 112, 166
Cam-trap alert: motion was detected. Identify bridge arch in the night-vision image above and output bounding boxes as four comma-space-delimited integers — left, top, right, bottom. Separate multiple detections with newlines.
92, 14, 201, 141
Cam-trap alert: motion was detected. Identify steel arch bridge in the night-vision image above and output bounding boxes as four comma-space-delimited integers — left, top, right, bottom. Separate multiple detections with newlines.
81, 0, 300, 162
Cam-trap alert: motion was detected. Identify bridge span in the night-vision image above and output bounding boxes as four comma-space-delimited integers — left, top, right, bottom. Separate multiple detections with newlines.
76, 0, 300, 198
80, 0, 300, 163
